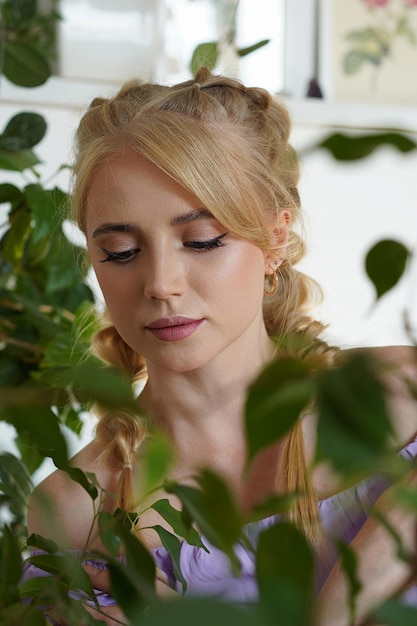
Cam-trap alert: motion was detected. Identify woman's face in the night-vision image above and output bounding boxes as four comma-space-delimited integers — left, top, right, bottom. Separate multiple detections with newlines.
85, 150, 275, 374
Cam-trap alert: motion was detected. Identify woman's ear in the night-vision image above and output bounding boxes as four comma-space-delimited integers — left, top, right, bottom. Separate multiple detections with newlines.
264, 210, 291, 274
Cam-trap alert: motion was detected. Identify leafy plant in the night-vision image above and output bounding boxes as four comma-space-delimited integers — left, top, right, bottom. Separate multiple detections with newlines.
189, 0, 270, 75
0, 1, 416, 624
1, 0, 61, 87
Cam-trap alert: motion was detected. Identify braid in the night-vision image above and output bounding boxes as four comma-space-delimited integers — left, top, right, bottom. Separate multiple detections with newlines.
90, 322, 148, 511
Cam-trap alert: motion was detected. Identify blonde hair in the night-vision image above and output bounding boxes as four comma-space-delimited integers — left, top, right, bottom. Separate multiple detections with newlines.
71, 67, 337, 548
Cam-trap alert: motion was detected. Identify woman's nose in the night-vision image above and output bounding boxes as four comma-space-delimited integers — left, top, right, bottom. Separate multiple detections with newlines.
143, 251, 185, 300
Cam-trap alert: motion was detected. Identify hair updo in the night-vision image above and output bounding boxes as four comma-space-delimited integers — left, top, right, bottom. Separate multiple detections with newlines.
71, 68, 335, 547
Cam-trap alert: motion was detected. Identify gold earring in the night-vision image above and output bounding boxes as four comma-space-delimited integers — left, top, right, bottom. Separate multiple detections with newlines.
264, 270, 278, 297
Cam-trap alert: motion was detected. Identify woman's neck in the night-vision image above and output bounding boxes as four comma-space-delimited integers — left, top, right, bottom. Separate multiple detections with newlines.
139, 332, 277, 482
143, 330, 275, 425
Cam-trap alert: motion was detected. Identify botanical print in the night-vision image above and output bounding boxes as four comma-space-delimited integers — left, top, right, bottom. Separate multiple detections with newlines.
330, 0, 417, 105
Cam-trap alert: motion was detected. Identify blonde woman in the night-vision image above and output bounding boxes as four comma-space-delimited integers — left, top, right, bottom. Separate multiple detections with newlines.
24, 68, 417, 625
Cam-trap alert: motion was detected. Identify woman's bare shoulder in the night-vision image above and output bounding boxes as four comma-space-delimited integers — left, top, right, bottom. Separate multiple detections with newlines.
27, 439, 119, 549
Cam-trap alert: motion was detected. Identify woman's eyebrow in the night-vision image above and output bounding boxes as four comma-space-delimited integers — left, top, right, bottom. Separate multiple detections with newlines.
92, 209, 214, 238
92, 223, 137, 238
170, 208, 214, 226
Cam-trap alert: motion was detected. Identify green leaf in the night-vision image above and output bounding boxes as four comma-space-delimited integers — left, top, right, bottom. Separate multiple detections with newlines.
337, 542, 362, 625
0, 398, 69, 468
319, 132, 417, 161
100, 516, 156, 618
0, 112, 47, 151
1, 525, 23, 585
0, 450, 33, 494
0, 602, 46, 626
316, 352, 394, 475
0, 147, 41, 171
26, 533, 60, 554
107, 560, 150, 621
19, 573, 61, 599
108, 515, 156, 587
256, 522, 314, 626
165, 469, 243, 572
397, 16, 417, 45
343, 49, 366, 75
0, 452, 33, 505
40, 320, 96, 372
245, 357, 314, 464
113, 507, 140, 531
4, 41, 51, 87
371, 599, 417, 626
152, 525, 187, 593
63, 405, 84, 435
43, 233, 84, 293
7, 0, 37, 24
140, 432, 174, 494
25, 184, 65, 245
345, 27, 389, 60
237, 39, 270, 57
3, 208, 32, 265
365, 239, 410, 299
69, 361, 138, 413
64, 466, 99, 500
140, 597, 263, 626
190, 42, 218, 75
195, 469, 243, 549
98, 511, 123, 558
394, 483, 417, 512
0, 183, 22, 204
343, 44, 385, 73
15, 433, 45, 475
346, 28, 387, 46
28, 553, 97, 600
151, 498, 207, 549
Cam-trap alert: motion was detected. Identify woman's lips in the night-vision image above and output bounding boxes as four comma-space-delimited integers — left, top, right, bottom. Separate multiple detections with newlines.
146, 317, 204, 341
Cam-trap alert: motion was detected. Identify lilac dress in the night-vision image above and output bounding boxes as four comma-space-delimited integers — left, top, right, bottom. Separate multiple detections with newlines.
22, 437, 417, 608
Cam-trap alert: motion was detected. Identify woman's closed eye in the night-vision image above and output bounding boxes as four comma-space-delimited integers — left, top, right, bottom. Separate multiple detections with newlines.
99, 247, 140, 263
98, 233, 227, 263
184, 233, 228, 251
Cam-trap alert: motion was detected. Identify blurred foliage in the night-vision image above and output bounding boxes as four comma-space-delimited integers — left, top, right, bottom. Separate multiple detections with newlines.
318, 130, 417, 161
189, 0, 270, 75
1, 0, 61, 87
190, 38, 270, 76
0, 1, 416, 624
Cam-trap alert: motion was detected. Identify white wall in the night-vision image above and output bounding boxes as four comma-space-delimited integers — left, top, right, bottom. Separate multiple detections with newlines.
292, 120, 417, 349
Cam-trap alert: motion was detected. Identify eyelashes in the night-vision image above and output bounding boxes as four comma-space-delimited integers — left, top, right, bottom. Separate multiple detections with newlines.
99, 248, 140, 264
99, 233, 228, 264
184, 233, 227, 250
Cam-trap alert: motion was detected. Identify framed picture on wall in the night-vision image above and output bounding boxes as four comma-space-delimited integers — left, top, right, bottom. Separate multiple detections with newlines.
320, 0, 417, 106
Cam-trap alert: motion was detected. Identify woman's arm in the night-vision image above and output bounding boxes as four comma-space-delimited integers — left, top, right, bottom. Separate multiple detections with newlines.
314, 470, 417, 626
27, 440, 119, 550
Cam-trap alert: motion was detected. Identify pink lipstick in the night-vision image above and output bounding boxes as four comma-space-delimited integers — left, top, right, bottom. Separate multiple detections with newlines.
146, 317, 204, 341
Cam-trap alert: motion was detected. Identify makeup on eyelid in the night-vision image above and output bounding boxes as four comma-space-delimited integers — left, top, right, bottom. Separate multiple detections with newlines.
97, 233, 228, 263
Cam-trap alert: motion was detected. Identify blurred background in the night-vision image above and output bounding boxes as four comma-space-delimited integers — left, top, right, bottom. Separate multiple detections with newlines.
1, 0, 416, 348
